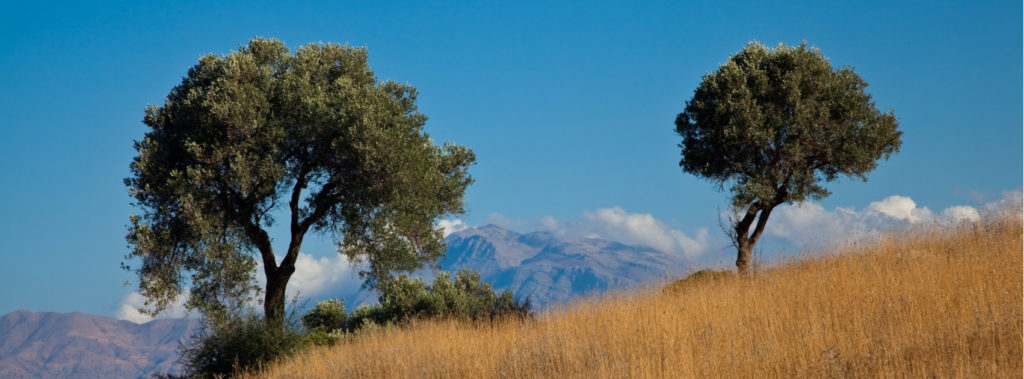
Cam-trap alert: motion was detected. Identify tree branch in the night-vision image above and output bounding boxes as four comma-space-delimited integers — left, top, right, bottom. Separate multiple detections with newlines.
746, 183, 788, 245
747, 204, 775, 245
281, 177, 341, 271
289, 170, 309, 236
279, 170, 314, 273
734, 202, 760, 245
221, 189, 278, 273
243, 220, 279, 274
298, 179, 341, 232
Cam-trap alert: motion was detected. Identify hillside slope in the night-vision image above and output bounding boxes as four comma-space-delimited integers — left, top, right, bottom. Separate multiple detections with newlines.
253, 214, 1023, 378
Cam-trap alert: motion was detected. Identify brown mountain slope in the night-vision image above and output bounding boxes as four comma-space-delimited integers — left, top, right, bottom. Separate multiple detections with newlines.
0, 310, 196, 378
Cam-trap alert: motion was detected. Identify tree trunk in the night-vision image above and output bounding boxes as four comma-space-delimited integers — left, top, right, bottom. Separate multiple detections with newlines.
733, 202, 776, 276
259, 175, 310, 328
736, 240, 754, 275
263, 231, 303, 328
263, 265, 294, 327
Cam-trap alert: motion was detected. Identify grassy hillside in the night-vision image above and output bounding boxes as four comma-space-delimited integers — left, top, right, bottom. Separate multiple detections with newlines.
249, 214, 1022, 378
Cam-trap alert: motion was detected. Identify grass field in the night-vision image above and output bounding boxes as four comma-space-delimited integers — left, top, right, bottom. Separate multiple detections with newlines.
249, 212, 1022, 378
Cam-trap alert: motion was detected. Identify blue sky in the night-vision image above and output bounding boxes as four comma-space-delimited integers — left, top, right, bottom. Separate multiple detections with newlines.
0, 1, 1020, 320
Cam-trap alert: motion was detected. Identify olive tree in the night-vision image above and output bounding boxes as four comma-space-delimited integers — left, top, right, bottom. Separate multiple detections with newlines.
124, 38, 475, 325
675, 42, 901, 274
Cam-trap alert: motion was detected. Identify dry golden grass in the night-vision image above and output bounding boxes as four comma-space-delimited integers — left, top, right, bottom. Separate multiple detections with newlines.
250, 214, 1022, 378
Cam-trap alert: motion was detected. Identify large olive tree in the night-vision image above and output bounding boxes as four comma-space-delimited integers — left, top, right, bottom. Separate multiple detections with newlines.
675, 42, 901, 274
124, 38, 475, 325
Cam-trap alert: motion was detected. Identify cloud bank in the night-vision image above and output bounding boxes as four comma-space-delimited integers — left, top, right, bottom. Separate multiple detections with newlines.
114, 292, 188, 324
764, 190, 1021, 250
280, 253, 365, 301
436, 218, 468, 237
481, 190, 1021, 262
526, 207, 711, 259
582, 207, 710, 258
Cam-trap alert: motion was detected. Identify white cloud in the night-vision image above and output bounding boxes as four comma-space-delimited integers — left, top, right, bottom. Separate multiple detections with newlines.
982, 190, 1023, 217
581, 207, 709, 258
942, 206, 981, 223
115, 291, 188, 324
525, 207, 710, 259
539, 215, 559, 231
436, 218, 467, 237
285, 253, 364, 300
766, 202, 863, 242
866, 195, 933, 223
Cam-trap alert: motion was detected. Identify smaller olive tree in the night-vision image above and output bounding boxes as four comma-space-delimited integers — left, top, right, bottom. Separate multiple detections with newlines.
675, 42, 901, 274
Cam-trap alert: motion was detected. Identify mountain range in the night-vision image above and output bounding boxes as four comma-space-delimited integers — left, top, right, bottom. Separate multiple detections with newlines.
440, 225, 696, 307
0, 310, 197, 378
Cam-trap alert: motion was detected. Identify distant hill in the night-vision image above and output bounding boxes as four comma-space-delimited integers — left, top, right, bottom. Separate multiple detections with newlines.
441, 225, 696, 307
0, 310, 197, 378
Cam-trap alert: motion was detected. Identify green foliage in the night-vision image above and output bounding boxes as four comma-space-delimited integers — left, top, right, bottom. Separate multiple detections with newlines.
179, 313, 307, 378
347, 304, 392, 331
123, 37, 475, 323
664, 269, 735, 293
676, 41, 900, 207
300, 299, 348, 346
347, 270, 532, 331
676, 41, 901, 207
301, 299, 347, 332
491, 289, 533, 320
304, 329, 346, 347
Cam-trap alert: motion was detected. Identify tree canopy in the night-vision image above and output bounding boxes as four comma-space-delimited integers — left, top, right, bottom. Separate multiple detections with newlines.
124, 38, 475, 324
675, 41, 901, 273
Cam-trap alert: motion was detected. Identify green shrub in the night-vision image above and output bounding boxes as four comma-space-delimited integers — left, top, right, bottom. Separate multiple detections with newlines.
377, 275, 430, 321
303, 328, 347, 346
300, 299, 348, 346
301, 299, 347, 332
347, 304, 391, 331
346, 269, 532, 332
178, 313, 307, 378
491, 289, 532, 321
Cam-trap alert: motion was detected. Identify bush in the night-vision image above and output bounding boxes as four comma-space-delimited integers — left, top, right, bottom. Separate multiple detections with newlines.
301, 299, 347, 332
347, 304, 392, 331
304, 328, 347, 347
346, 269, 532, 332
178, 313, 307, 378
300, 299, 348, 346
491, 289, 532, 321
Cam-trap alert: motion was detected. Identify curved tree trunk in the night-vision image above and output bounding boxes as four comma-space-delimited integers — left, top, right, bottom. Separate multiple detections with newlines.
734, 202, 776, 276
